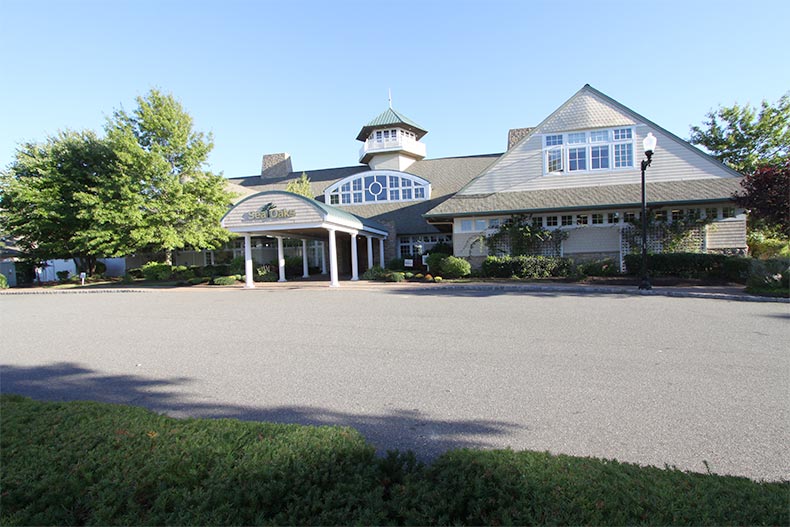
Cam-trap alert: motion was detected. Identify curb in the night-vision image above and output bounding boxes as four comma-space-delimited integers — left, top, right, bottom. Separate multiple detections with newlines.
431, 283, 790, 303
0, 289, 150, 296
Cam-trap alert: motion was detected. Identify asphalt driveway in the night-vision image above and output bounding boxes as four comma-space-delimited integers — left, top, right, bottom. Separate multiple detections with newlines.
1, 286, 788, 481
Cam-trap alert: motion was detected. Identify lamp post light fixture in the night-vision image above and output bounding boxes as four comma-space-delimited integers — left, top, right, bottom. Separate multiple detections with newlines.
639, 132, 658, 290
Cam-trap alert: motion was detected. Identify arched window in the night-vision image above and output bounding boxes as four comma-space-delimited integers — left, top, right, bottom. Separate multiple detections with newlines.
325, 171, 431, 206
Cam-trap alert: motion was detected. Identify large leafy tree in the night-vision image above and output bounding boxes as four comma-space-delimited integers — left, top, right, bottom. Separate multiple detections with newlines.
733, 161, 790, 236
689, 93, 789, 175
106, 89, 233, 263
0, 130, 137, 273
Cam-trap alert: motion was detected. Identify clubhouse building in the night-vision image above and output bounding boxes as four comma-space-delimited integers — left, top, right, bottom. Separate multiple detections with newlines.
158, 85, 748, 287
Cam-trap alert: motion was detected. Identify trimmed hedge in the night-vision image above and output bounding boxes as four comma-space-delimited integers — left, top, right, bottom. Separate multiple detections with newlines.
141, 262, 172, 281
482, 255, 573, 279
211, 275, 239, 286
1, 396, 787, 526
624, 253, 756, 283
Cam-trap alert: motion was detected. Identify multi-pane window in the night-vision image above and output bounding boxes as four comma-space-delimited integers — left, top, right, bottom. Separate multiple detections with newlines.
547, 149, 563, 172
654, 210, 667, 221
576, 215, 588, 225
624, 212, 637, 223
546, 216, 558, 227
568, 147, 586, 171
543, 127, 635, 174
607, 212, 620, 224
327, 172, 430, 206
561, 215, 573, 226
670, 209, 683, 222
399, 234, 452, 258
722, 207, 735, 218
613, 143, 633, 168
591, 213, 604, 225
532, 216, 543, 227
460, 220, 473, 232
705, 207, 719, 219
591, 145, 609, 169
475, 219, 488, 231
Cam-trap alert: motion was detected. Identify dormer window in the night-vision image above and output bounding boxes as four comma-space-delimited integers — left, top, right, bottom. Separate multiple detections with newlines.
542, 127, 635, 174
326, 171, 431, 206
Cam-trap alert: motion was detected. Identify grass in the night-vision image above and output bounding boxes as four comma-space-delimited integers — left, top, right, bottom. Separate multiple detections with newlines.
1, 395, 787, 526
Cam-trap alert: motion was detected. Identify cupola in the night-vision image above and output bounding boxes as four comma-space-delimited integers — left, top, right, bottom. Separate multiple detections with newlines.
357, 107, 427, 170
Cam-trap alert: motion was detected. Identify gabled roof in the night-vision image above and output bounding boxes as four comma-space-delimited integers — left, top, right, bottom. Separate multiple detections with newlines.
356, 107, 428, 141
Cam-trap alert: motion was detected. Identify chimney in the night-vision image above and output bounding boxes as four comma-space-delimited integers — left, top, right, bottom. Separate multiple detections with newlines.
507, 127, 534, 150
261, 153, 293, 179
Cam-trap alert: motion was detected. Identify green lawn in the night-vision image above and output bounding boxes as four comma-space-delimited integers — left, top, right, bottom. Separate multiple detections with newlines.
1, 395, 787, 526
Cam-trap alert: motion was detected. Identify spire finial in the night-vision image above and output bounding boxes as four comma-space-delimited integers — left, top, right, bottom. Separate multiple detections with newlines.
388, 88, 392, 109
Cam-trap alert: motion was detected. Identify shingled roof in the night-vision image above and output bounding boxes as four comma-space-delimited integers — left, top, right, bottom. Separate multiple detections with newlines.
425, 178, 743, 218
226, 153, 501, 235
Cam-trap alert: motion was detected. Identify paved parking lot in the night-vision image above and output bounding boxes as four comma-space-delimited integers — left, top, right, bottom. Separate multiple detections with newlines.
1, 286, 788, 481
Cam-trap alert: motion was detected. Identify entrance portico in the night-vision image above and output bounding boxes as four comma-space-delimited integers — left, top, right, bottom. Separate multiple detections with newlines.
221, 191, 388, 287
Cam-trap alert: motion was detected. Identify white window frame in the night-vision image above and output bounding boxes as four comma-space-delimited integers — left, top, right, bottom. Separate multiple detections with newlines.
541, 127, 635, 175
325, 170, 431, 206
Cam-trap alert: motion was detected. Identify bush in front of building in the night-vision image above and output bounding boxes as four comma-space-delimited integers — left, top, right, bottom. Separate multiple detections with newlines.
141, 261, 173, 281
482, 256, 573, 279
387, 272, 405, 282
361, 265, 389, 281
623, 253, 753, 282
439, 256, 471, 279
577, 258, 620, 277
0, 273, 7, 289
745, 258, 790, 296
201, 264, 230, 277
56, 270, 70, 282
211, 275, 239, 286
387, 258, 406, 271
425, 252, 450, 274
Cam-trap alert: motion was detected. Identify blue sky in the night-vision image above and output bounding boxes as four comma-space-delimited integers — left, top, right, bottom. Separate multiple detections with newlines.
1, 0, 788, 178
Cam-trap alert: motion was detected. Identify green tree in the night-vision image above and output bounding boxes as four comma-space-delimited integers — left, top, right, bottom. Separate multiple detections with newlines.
106, 89, 233, 263
689, 93, 789, 174
285, 172, 313, 198
0, 130, 133, 274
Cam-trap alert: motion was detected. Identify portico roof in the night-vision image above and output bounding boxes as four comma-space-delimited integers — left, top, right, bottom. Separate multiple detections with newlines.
221, 190, 389, 238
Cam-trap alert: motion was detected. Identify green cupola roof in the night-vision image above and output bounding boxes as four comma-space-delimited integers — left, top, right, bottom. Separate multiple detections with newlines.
356, 107, 428, 141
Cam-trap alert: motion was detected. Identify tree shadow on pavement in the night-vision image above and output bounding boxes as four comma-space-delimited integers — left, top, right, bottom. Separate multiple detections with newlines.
0, 362, 523, 460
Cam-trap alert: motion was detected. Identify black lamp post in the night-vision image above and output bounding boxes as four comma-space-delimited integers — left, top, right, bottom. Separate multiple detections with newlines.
639, 132, 657, 290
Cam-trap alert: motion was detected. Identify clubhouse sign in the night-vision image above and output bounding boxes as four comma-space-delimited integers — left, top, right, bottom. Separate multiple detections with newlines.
245, 202, 296, 222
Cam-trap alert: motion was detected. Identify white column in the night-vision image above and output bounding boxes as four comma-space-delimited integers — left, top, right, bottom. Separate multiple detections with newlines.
244, 233, 254, 289
366, 236, 373, 270
276, 236, 286, 282
350, 231, 359, 281
320, 241, 327, 274
328, 229, 339, 287
301, 239, 309, 278
379, 238, 385, 268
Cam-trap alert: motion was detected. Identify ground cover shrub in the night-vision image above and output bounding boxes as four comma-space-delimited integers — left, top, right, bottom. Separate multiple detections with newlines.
745, 258, 790, 296
141, 261, 173, 281
188, 276, 209, 285
255, 265, 278, 282
171, 265, 196, 280
387, 271, 405, 282
211, 275, 239, 286
200, 264, 229, 277
0, 273, 7, 289
386, 448, 788, 526
1, 396, 787, 526
0, 395, 387, 526
578, 258, 620, 277
482, 255, 573, 278
439, 256, 471, 278
361, 265, 388, 281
